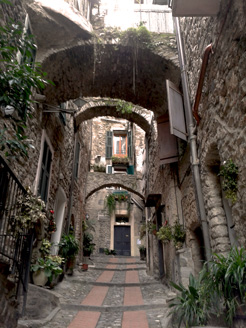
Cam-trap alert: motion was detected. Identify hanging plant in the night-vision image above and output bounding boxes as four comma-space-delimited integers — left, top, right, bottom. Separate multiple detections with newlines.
105, 194, 116, 215
218, 159, 238, 204
172, 221, 186, 250
105, 192, 130, 215
13, 187, 48, 234
156, 225, 172, 243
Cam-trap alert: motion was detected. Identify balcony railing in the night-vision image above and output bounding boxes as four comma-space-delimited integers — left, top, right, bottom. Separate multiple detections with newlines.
0, 155, 34, 316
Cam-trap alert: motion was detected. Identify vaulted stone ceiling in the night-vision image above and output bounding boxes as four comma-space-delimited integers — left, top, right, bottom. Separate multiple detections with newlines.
41, 44, 180, 117
27, 0, 180, 118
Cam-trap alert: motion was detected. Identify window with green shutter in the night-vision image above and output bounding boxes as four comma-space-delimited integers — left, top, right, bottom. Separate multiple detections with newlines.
106, 131, 113, 158
38, 140, 52, 203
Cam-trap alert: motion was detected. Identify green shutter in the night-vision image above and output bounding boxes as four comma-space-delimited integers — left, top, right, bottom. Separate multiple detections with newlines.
127, 165, 134, 175
127, 130, 132, 159
106, 131, 113, 158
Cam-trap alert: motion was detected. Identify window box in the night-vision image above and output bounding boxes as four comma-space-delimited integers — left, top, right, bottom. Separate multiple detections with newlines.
112, 156, 129, 166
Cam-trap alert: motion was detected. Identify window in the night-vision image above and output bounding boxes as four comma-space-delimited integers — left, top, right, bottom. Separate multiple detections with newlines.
113, 132, 127, 156
38, 140, 52, 202
74, 142, 80, 180
106, 130, 132, 159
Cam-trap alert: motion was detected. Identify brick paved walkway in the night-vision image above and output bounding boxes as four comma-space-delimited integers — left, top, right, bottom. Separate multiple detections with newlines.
41, 256, 171, 328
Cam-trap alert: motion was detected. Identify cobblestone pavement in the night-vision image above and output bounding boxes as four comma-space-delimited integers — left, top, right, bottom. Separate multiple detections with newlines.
42, 256, 172, 328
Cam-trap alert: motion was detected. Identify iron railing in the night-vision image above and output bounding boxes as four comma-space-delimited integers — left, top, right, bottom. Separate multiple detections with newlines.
0, 155, 34, 315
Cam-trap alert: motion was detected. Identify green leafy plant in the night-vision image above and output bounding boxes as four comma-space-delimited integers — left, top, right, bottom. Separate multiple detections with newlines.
169, 271, 211, 328
111, 156, 129, 165
218, 159, 238, 204
58, 234, 79, 260
208, 247, 246, 326
105, 192, 130, 215
120, 26, 151, 48
156, 224, 172, 243
104, 248, 116, 255
40, 239, 51, 257
83, 231, 95, 257
172, 221, 186, 250
140, 223, 146, 239
169, 247, 246, 327
0, 21, 53, 158
31, 256, 64, 283
14, 187, 48, 234
92, 164, 106, 172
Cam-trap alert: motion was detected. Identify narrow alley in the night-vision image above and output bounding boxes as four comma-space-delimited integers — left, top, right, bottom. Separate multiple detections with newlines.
26, 256, 172, 328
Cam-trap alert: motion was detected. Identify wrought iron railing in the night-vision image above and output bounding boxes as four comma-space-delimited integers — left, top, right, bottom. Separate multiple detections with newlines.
0, 155, 34, 315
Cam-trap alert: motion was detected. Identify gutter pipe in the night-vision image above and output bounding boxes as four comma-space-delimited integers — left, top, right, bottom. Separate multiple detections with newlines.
193, 44, 213, 124
174, 17, 212, 262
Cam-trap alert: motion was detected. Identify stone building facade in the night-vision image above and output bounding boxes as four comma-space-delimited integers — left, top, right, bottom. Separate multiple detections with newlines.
85, 116, 145, 256
1, 0, 246, 327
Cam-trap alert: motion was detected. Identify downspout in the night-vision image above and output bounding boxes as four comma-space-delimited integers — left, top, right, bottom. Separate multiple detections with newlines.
174, 17, 212, 262
193, 44, 213, 124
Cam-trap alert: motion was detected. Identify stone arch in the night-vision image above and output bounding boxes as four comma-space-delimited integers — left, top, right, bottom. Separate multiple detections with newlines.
203, 144, 231, 254
41, 43, 180, 117
75, 98, 152, 134
85, 172, 144, 200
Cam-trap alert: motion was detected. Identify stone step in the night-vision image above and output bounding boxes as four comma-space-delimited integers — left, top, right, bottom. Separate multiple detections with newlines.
60, 302, 167, 313
73, 281, 161, 287
88, 266, 146, 271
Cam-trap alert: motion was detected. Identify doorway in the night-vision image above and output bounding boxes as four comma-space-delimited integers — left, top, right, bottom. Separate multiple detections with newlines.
114, 226, 131, 256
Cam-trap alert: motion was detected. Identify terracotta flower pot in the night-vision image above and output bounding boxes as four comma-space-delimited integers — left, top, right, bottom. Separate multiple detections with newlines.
82, 263, 88, 271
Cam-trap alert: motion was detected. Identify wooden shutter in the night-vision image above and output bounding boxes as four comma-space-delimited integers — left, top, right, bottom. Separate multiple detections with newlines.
38, 141, 52, 202
127, 130, 132, 159
166, 80, 187, 141
157, 114, 178, 165
106, 131, 113, 159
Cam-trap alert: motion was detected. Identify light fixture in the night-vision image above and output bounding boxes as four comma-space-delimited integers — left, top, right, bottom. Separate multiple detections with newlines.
85, 214, 89, 220
73, 97, 87, 108
43, 103, 75, 114
4, 105, 15, 116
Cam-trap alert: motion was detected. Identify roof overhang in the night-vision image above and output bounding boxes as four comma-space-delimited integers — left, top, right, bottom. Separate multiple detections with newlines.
26, 0, 93, 60
171, 0, 221, 17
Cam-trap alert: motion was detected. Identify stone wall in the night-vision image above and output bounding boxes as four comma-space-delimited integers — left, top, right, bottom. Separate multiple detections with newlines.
180, 0, 246, 251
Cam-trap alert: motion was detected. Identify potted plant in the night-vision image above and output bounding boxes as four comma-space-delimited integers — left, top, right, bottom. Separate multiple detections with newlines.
31, 255, 64, 287
58, 234, 79, 275
83, 231, 95, 257
172, 221, 186, 250
156, 224, 172, 243
140, 223, 146, 239
139, 245, 146, 260
14, 187, 48, 234
111, 156, 129, 165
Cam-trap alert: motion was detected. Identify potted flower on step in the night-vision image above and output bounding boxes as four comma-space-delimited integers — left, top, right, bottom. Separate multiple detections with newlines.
31, 255, 64, 287
58, 234, 79, 275
139, 245, 146, 261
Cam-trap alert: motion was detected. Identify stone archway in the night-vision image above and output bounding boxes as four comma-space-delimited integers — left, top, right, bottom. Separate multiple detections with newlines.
85, 172, 144, 200
75, 98, 152, 134
39, 43, 179, 118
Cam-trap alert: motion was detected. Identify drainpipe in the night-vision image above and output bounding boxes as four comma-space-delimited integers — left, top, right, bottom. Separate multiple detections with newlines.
193, 44, 213, 124
174, 17, 212, 262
